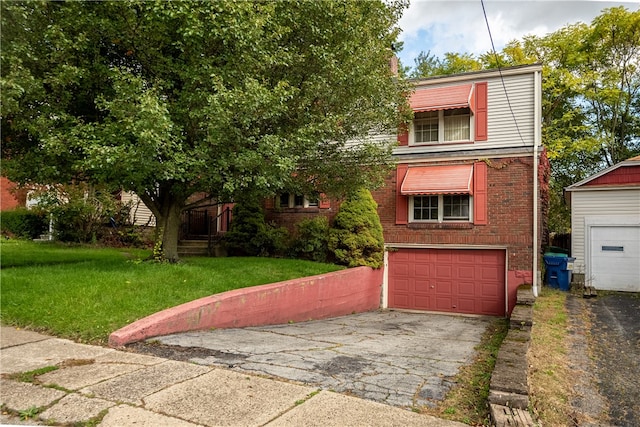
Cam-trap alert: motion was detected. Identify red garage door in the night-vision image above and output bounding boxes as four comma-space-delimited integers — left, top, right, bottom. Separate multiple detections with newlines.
388, 248, 506, 316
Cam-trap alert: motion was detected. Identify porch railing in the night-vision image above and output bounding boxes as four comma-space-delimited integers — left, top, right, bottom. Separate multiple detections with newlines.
179, 204, 233, 253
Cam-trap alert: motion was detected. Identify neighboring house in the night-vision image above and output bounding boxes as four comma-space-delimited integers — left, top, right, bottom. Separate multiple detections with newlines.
266, 64, 548, 317
120, 191, 157, 227
565, 155, 640, 292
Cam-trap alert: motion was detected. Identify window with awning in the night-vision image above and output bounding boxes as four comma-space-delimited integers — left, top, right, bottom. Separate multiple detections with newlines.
409, 84, 474, 113
400, 164, 474, 195
395, 162, 488, 226
397, 82, 488, 145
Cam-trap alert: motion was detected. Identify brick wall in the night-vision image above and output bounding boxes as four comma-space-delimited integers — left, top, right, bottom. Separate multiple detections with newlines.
373, 156, 536, 271
0, 177, 26, 211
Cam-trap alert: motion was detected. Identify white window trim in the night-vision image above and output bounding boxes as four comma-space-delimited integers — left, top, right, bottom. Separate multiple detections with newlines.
409, 109, 474, 145
280, 193, 318, 209
409, 195, 474, 223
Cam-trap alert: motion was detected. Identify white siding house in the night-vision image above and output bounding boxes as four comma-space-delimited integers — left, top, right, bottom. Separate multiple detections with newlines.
566, 156, 640, 292
120, 191, 156, 227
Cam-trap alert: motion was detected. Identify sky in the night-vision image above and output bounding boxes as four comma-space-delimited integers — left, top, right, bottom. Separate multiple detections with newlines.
397, 0, 639, 70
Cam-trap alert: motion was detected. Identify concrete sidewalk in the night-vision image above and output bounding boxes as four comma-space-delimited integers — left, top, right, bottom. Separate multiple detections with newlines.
0, 326, 464, 427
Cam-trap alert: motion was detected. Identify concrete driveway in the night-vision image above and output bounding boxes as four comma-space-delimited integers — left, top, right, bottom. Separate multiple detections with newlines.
131, 310, 493, 408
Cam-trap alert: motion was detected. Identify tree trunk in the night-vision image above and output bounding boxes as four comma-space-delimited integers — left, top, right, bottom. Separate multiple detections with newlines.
158, 199, 183, 263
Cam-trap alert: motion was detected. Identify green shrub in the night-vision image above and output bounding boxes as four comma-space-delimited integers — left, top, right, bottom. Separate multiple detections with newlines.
36, 184, 121, 243
328, 188, 384, 268
290, 216, 330, 262
224, 198, 289, 257
0, 208, 48, 239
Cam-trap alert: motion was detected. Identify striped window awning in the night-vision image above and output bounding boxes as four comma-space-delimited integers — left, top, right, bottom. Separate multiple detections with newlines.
409, 84, 474, 113
400, 164, 474, 195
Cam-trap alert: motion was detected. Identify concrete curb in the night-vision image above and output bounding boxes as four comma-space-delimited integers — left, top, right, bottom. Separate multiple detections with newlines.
489, 285, 535, 426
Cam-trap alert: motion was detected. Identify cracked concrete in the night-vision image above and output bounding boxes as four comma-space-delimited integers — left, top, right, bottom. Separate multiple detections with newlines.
131, 310, 493, 409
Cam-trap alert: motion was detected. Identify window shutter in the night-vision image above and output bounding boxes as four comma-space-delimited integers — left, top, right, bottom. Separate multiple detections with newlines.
474, 82, 488, 141
473, 162, 488, 225
264, 197, 275, 209
396, 164, 409, 225
397, 124, 409, 146
319, 194, 331, 209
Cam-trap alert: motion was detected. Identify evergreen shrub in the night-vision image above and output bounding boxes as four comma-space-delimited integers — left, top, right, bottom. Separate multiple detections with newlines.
328, 188, 384, 268
224, 198, 289, 257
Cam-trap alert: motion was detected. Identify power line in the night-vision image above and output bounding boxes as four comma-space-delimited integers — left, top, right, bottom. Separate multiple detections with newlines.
480, 0, 528, 146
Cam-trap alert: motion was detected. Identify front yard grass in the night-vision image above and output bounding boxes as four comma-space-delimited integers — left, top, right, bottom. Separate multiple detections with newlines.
0, 239, 343, 345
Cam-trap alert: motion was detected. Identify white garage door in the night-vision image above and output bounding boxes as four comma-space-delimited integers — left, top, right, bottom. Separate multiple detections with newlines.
590, 226, 640, 292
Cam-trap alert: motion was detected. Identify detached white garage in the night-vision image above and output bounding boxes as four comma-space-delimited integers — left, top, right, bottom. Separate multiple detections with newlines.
566, 156, 640, 292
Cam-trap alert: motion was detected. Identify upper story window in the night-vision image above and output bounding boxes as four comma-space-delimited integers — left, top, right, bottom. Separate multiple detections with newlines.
413, 108, 471, 145
398, 82, 487, 146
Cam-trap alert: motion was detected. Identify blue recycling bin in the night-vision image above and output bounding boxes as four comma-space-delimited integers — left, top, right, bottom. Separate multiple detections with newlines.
544, 254, 575, 291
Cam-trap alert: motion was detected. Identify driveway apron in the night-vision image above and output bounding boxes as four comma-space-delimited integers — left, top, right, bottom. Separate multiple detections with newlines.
132, 310, 493, 408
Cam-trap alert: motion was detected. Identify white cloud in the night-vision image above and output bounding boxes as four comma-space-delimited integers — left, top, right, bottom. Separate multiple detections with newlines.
397, 0, 639, 69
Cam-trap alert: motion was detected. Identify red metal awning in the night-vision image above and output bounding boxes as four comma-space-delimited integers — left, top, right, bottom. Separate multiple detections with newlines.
401, 164, 474, 195
409, 84, 474, 113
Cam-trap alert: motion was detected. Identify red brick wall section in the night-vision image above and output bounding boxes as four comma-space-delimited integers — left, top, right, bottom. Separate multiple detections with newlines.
375, 156, 537, 314
0, 177, 26, 211
376, 157, 535, 270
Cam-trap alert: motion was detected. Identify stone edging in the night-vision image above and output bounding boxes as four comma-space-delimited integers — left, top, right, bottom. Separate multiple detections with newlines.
489, 285, 535, 426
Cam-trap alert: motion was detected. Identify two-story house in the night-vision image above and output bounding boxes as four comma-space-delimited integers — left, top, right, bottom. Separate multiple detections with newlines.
265, 64, 547, 317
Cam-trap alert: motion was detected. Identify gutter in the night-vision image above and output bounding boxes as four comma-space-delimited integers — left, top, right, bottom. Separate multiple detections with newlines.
532, 69, 541, 298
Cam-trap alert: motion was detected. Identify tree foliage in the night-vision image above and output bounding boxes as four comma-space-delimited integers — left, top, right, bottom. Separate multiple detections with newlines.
1, 0, 410, 261
407, 6, 640, 234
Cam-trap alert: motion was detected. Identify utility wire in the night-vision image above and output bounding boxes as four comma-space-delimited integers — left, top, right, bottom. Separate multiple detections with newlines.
480, 0, 528, 146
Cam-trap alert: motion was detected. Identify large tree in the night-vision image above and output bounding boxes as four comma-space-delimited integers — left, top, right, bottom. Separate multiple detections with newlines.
1, 0, 410, 261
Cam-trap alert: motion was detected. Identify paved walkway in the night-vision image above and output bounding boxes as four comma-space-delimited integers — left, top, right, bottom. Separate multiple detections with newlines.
0, 326, 465, 426
134, 311, 492, 408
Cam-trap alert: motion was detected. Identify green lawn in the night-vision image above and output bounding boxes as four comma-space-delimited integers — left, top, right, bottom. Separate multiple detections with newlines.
0, 239, 342, 345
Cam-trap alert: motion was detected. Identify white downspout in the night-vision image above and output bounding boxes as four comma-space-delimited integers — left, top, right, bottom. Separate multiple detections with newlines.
532, 69, 542, 297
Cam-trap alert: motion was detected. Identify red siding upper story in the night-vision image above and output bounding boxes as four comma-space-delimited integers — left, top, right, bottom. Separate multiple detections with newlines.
582, 165, 640, 187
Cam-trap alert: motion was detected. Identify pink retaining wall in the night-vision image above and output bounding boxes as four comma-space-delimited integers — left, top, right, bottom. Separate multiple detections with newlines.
508, 270, 534, 314
109, 266, 383, 347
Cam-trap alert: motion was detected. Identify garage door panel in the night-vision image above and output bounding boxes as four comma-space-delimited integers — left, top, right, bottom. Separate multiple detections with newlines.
457, 298, 477, 312
392, 294, 409, 308
590, 226, 640, 292
459, 266, 475, 279
414, 295, 431, 309
435, 297, 453, 310
481, 283, 500, 297
414, 279, 430, 292
388, 248, 505, 316
415, 264, 429, 276
458, 281, 475, 295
